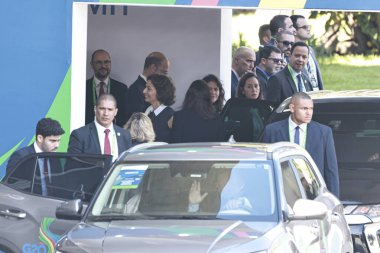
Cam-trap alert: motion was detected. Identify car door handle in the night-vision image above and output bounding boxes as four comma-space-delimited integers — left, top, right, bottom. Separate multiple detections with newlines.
0, 209, 26, 219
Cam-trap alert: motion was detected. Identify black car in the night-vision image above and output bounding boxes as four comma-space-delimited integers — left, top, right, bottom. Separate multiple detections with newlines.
222, 91, 380, 253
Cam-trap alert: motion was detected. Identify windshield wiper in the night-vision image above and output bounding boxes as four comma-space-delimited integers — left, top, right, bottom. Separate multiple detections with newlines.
88, 215, 155, 221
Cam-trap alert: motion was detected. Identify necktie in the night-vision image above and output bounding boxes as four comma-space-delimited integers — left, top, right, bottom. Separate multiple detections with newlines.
104, 129, 111, 155
148, 111, 155, 121
99, 81, 106, 97
294, 126, 300, 145
296, 74, 303, 92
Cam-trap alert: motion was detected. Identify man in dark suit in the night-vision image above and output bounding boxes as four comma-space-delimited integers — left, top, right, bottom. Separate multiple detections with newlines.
126, 52, 170, 121
69, 94, 132, 162
291, 15, 324, 91
255, 45, 283, 99
6, 118, 65, 175
86, 49, 128, 127
231, 47, 255, 98
262, 92, 339, 197
266, 41, 313, 105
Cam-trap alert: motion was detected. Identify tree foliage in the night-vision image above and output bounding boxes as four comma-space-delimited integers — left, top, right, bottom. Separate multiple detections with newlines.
310, 12, 380, 55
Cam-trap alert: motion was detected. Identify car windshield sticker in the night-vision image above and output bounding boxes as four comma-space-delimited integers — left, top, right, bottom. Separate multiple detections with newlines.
112, 165, 148, 189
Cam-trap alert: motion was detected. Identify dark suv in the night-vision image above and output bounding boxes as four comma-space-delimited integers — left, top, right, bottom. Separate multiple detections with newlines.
222, 90, 380, 252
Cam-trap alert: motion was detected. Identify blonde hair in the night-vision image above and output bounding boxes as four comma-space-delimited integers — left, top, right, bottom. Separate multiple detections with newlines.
124, 112, 155, 142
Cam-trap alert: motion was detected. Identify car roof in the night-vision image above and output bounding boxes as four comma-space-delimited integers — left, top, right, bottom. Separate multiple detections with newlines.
119, 142, 303, 162
275, 90, 380, 113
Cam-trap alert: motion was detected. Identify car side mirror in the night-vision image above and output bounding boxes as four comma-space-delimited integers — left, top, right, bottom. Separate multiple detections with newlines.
56, 199, 83, 220
288, 199, 328, 221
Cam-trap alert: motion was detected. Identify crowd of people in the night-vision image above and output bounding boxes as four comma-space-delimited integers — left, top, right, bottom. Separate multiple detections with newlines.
5, 14, 340, 197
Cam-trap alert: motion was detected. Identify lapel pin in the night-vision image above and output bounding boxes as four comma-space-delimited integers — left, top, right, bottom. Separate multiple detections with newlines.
117, 132, 121, 136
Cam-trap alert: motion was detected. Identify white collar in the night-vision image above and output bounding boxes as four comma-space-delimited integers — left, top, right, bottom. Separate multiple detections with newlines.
145, 104, 167, 116
94, 120, 114, 133
33, 142, 43, 153
139, 74, 147, 82
289, 117, 307, 132
94, 76, 110, 86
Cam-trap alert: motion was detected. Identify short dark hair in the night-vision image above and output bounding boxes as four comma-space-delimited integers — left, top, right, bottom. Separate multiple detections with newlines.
290, 15, 305, 29
269, 15, 289, 36
237, 72, 262, 100
291, 92, 312, 103
259, 45, 282, 60
95, 93, 117, 108
36, 118, 65, 138
147, 74, 175, 106
143, 52, 167, 70
90, 49, 110, 63
290, 41, 309, 55
202, 74, 225, 113
183, 80, 216, 119
258, 24, 271, 45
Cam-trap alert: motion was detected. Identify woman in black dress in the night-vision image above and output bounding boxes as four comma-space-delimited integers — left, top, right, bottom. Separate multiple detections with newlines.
143, 74, 176, 142
170, 80, 225, 143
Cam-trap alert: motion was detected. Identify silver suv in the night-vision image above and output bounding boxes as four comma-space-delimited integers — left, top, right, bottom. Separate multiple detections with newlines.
56, 142, 353, 253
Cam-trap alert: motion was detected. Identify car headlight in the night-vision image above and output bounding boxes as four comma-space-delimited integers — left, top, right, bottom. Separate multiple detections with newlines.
351, 205, 380, 220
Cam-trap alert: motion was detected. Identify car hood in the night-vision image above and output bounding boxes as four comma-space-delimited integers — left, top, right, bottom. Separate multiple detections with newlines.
63, 219, 277, 253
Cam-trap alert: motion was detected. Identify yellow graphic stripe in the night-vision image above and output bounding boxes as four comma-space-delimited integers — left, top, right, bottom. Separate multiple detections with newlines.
258, 0, 307, 9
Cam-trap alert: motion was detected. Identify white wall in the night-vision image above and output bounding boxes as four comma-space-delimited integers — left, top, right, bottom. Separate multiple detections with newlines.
86, 5, 224, 110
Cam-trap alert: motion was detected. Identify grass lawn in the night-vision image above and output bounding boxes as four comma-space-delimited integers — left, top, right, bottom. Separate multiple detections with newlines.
318, 55, 380, 90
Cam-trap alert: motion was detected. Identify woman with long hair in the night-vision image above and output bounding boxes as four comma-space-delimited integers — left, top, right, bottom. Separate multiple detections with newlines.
170, 80, 225, 143
202, 74, 225, 113
237, 72, 262, 100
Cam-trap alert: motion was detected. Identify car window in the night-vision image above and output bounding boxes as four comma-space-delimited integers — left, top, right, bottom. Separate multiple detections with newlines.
89, 160, 278, 221
221, 98, 273, 142
4, 153, 112, 202
313, 112, 380, 203
290, 158, 321, 200
280, 161, 302, 208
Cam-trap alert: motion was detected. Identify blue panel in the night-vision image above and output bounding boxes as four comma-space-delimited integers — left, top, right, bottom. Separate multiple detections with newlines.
175, 0, 193, 5
218, 0, 260, 7
305, 0, 380, 10
0, 0, 74, 176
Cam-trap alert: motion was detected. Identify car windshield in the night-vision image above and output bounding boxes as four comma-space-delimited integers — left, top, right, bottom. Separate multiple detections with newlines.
88, 161, 278, 222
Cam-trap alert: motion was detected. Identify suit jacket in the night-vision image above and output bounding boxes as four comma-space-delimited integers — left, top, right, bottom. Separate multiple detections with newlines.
170, 109, 225, 143
86, 77, 129, 127
68, 122, 132, 158
266, 66, 313, 105
126, 75, 150, 121
255, 67, 269, 100
231, 70, 239, 98
304, 46, 323, 90
262, 119, 339, 197
6, 145, 35, 175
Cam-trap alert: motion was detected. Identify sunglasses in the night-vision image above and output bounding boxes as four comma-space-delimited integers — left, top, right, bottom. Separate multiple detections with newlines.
278, 40, 294, 47
267, 58, 284, 64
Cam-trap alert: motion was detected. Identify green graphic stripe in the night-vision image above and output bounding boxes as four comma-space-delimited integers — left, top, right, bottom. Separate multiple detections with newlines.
45, 66, 71, 152
0, 139, 25, 167
100, 0, 176, 4
0, 66, 71, 171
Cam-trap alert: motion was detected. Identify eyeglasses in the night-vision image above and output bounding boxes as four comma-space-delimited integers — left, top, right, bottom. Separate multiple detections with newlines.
94, 60, 111, 66
278, 40, 294, 47
267, 58, 284, 64
296, 25, 311, 30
